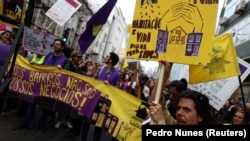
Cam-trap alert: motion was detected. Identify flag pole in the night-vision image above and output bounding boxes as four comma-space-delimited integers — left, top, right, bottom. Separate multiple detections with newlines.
155, 64, 165, 103
149, 63, 165, 125
238, 75, 249, 124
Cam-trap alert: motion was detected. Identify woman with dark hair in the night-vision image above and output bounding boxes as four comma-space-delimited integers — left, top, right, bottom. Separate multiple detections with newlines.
148, 60, 218, 125
149, 90, 219, 125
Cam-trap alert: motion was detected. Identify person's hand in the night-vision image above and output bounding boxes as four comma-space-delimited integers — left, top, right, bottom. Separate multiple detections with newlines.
79, 60, 87, 68
133, 69, 139, 74
149, 101, 166, 125
228, 105, 236, 111
159, 59, 172, 74
57, 65, 62, 69
89, 50, 93, 56
29, 61, 35, 65
104, 80, 109, 85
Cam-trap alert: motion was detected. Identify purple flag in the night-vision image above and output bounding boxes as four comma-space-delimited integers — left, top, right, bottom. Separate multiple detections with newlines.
78, 0, 117, 53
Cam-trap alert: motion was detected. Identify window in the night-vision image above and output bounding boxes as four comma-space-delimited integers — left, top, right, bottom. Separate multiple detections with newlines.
235, 24, 250, 44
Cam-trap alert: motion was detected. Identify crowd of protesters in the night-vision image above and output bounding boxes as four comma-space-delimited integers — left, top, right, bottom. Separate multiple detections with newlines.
0, 26, 250, 141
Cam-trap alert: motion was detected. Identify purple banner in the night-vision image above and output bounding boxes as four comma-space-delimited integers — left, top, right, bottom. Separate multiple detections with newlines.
9, 64, 101, 118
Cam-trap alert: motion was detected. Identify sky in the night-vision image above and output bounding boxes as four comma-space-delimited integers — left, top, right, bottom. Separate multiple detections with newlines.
89, 0, 136, 24
116, 0, 136, 24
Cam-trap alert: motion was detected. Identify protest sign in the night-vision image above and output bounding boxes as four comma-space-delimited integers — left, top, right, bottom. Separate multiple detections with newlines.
45, 0, 82, 26
126, 0, 218, 65
22, 26, 58, 55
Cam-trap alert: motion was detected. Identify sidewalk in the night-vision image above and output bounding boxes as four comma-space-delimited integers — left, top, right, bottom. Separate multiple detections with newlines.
0, 108, 81, 141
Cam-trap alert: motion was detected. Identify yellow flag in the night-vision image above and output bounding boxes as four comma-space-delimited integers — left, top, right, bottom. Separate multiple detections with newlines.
122, 61, 129, 69
189, 33, 241, 84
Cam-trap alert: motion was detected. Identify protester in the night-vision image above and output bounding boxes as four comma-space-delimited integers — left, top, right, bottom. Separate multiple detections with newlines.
146, 79, 155, 95
35, 38, 67, 133
14, 53, 46, 117
148, 60, 218, 125
125, 69, 139, 96
164, 78, 188, 119
0, 39, 12, 114
12, 39, 67, 132
30, 53, 46, 65
231, 109, 248, 125
246, 102, 250, 123
92, 52, 121, 141
220, 98, 242, 123
79, 50, 96, 77
149, 90, 219, 125
97, 52, 121, 86
0, 30, 12, 44
54, 49, 79, 130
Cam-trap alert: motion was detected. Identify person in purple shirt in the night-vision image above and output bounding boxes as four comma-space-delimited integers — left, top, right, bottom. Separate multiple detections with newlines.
0, 42, 12, 114
93, 52, 121, 141
0, 43, 11, 71
98, 52, 121, 86
12, 38, 67, 132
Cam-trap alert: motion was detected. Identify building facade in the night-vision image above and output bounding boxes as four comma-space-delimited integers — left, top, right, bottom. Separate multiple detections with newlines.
217, 0, 250, 102
30, 0, 126, 64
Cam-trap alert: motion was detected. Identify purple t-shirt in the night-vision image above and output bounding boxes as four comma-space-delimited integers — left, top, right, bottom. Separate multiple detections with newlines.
98, 66, 121, 86
0, 43, 11, 71
43, 52, 67, 66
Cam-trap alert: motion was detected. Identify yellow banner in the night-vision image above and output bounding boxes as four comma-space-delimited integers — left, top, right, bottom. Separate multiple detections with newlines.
11, 55, 147, 141
189, 33, 241, 84
126, 0, 219, 65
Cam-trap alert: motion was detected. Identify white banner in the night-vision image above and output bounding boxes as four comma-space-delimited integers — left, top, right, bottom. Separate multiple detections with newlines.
45, 0, 82, 26
188, 58, 250, 111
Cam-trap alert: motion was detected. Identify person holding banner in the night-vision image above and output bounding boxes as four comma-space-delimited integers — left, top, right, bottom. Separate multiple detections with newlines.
54, 50, 83, 131
92, 52, 121, 141
35, 38, 67, 132
12, 39, 67, 132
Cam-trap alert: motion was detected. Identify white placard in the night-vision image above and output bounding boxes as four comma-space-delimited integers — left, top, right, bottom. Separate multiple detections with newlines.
45, 0, 82, 26
188, 58, 250, 111
22, 26, 58, 55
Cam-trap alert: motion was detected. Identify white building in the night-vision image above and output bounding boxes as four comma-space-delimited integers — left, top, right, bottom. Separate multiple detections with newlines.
217, 0, 250, 101
30, 0, 127, 63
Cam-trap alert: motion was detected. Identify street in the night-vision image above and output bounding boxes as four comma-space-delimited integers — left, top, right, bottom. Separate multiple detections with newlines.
0, 107, 81, 141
